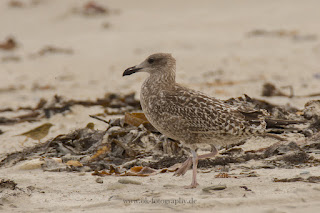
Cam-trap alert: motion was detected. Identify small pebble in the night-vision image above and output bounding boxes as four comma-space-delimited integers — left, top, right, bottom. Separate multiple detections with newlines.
202, 184, 227, 193
96, 177, 103, 184
107, 183, 126, 190
163, 184, 177, 188
300, 171, 310, 175
118, 178, 142, 185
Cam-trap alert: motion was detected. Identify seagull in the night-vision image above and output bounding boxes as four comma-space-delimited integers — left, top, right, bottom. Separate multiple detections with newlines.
123, 53, 303, 188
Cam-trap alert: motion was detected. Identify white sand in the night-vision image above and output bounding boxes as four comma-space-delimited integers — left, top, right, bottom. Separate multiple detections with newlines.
1, 0, 320, 212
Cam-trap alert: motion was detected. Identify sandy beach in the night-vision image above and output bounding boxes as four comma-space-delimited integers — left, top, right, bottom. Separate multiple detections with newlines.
1, 0, 320, 212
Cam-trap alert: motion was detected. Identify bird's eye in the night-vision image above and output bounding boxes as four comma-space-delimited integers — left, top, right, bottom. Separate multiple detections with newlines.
148, 58, 154, 64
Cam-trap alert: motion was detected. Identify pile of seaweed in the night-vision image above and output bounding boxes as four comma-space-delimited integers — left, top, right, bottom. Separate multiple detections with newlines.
0, 92, 140, 125
0, 87, 320, 176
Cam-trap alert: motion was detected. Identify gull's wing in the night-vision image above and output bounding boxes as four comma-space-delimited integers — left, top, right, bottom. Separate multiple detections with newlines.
151, 85, 266, 135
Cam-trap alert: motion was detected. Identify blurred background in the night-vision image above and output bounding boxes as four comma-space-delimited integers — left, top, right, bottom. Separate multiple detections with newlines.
0, 0, 320, 150
1, 0, 320, 105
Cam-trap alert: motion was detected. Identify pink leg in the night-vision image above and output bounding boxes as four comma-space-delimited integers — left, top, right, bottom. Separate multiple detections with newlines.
198, 146, 218, 159
174, 146, 218, 177
174, 156, 193, 176
184, 150, 199, 188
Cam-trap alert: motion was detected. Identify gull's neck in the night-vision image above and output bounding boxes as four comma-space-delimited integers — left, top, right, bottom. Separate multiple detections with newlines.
145, 67, 176, 90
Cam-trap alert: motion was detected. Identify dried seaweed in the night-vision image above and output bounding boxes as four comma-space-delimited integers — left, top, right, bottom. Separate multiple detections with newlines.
83, 1, 109, 15
303, 100, 320, 133
0, 117, 18, 125
8, 0, 41, 8
0, 85, 25, 93
1, 55, 21, 62
0, 37, 17, 50
0, 141, 48, 168
0, 179, 17, 190
225, 94, 302, 121
273, 177, 304, 182
262, 83, 292, 97
0, 116, 184, 171
1, 109, 319, 171
124, 112, 158, 132
0, 93, 141, 125
8, 0, 24, 8
147, 156, 187, 170
240, 186, 252, 191
273, 176, 320, 183
262, 82, 320, 98
0, 93, 319, 177
71, 1, 110, 16
247, 29, 318, 41
30, 46, 73, 57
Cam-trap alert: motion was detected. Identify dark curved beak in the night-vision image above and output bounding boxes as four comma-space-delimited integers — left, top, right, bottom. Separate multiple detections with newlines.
123, 66, 142, 76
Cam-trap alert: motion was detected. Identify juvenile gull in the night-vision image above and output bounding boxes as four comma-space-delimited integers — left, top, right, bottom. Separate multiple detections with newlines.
123, 53, 302, 188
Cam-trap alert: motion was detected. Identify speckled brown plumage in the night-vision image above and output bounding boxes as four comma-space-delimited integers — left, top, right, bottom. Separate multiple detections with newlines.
123, 53, 300, 188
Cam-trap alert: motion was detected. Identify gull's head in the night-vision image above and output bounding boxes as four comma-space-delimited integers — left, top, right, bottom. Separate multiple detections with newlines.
123, 53, 175, 76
